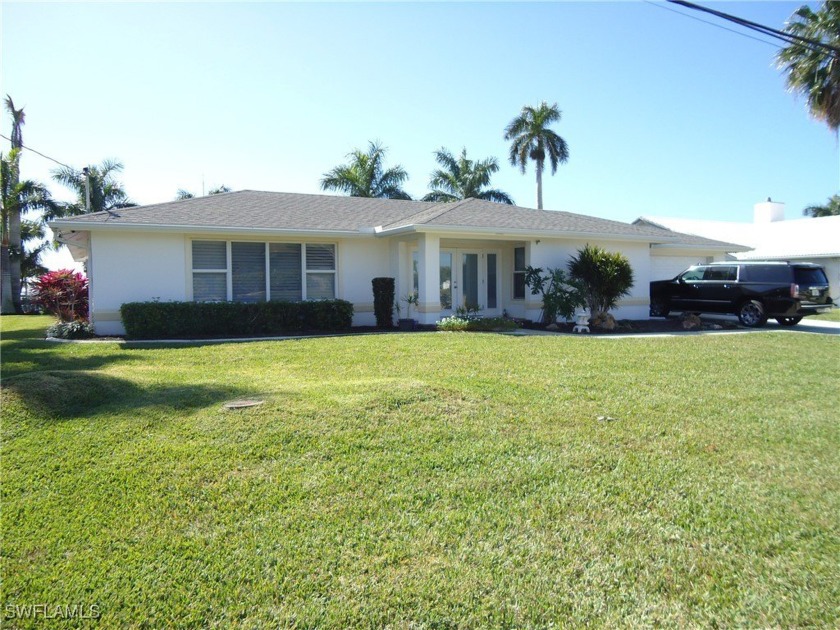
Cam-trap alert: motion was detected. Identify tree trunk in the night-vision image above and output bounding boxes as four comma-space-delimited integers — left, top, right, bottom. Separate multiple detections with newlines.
9, 208, 22, 313
1, 243, 14, 314
535, 159, 544, 210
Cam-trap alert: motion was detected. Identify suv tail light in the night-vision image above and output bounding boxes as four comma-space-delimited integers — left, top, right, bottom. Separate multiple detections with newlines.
791, 283, 799, 298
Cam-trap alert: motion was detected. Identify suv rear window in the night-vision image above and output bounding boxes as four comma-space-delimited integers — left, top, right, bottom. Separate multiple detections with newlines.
794, 267, 829, 285
740, 265, 790, 283
703, 266, 737, 281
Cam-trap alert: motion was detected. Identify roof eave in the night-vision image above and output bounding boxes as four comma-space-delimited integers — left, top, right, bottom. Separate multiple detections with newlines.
48, 220, 370, 239
375, 223, 674, 243
650, 242, 752, 252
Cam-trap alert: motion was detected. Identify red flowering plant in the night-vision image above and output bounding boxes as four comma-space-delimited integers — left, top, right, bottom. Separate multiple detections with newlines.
33, 269, 89, 322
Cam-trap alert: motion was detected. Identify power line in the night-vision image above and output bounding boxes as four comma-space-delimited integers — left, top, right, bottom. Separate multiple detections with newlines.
666, 0, 840, 58
645, 1, 780, 50
0, 133, 76, 170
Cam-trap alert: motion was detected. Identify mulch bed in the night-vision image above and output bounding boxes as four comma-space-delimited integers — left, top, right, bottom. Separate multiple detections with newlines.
74, 317, 742, 342
521, 316, 742, 335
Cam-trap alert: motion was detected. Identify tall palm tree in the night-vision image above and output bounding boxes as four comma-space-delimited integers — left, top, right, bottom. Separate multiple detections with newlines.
4, 96, 25, 312
803, 194, 840, 217
320, 141, 411, 200
422, 147, 514, 204
504, 102, 569, 210
1, 150, 57, 313
776, 2, 840, 133
50, 159, 136, 218
5, 95, 24, 149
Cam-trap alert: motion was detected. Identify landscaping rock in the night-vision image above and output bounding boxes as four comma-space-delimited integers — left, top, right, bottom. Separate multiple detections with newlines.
682, 313, 703, 330
546, 323, 560, 331
592, 313, 617, 330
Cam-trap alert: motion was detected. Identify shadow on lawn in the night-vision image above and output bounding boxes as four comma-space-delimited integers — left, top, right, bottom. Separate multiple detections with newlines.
2, 370, 248, 420
0, 342, 141, 379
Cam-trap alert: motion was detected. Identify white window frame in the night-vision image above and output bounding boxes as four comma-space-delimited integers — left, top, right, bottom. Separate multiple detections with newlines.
190, 239, 337, 302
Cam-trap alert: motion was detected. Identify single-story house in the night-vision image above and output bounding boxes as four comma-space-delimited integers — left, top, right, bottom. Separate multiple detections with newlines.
50, 191, 745, 335
635, 199, 840, 301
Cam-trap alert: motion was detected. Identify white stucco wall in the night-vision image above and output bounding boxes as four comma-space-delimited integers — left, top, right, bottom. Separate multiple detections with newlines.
89, 231, 394, 334
527, 238, 652, 321
89, 231, 188, 335
337, 238, 391, 326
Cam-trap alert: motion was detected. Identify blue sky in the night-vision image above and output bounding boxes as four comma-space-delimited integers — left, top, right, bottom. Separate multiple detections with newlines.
2, 1, 838, 245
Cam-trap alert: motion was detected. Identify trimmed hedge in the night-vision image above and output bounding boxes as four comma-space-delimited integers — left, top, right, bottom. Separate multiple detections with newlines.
371, 277, 395, 329
120, 300, 354, 340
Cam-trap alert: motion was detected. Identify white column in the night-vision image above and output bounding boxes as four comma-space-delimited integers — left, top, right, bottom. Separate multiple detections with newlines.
416, 233, 440, 324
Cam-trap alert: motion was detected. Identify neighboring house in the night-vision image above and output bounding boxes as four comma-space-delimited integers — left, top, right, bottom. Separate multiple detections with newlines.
635, 199, 840, 302
50, 191, 742, 335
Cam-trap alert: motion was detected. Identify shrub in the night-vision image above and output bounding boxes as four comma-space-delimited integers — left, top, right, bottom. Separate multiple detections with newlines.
568, 244, 634, 320
46, 320, 95, 339
371, 277, 395, 328
33, 269, 89, 322
120, 300, 354, 339
524, 266, 585, 324
436, 315, 519, 332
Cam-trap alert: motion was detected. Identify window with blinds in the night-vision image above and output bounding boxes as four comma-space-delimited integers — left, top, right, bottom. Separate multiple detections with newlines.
269, 243, 302, 301
192, 241, 227, 301
305, 244, 336, 300
232, 242, 266, 302
191, 240, 335, 302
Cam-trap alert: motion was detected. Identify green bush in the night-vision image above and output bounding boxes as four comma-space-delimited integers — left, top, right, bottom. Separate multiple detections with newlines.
524, 266, 585, 324
436, 316, 519, 332
371, 277, 395, 328
120, 300, 354, 339
46, 320, 95, 339
568, 244, 634, 319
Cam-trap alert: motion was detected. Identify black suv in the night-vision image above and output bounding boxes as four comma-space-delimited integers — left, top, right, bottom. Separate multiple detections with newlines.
650, 261, 834, 327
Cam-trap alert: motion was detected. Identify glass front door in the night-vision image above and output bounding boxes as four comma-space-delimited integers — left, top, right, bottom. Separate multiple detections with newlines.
437, 249, 499, 315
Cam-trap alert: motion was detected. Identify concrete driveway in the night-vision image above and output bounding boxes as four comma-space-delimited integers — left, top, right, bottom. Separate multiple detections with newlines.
700, 315, 840, 336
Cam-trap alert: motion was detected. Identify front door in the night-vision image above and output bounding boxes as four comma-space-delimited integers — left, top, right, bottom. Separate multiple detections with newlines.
439, 249, 499, 315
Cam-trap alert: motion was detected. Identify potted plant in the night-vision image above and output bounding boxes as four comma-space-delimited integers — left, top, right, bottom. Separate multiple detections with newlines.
398, 293, 418, 331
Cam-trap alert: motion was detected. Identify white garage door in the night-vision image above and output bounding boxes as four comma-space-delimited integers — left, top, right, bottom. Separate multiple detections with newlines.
651, 256, 707, 281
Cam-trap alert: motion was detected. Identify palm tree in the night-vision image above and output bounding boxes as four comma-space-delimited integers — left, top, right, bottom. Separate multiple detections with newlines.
320, 141, 411, 200
1, 150, 57, 313
50, 159, 136, 218
20, 218, 48, 283
5, 95, 24, 149
803, 194, 840, 217
421, 148, 514, 204
504, 102, 569, 210
776, 2, 840, 133
4, 96, 25, 312
175, 185, 231, 200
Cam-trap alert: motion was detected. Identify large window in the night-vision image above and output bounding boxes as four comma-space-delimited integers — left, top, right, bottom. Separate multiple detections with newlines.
513, 246, 526, 300
191, 241, 336, 302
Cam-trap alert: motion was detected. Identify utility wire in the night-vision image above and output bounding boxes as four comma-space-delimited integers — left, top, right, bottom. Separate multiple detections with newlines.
666, 0, 840, 57
0, 133, 76, 170
645, 0, 780, 49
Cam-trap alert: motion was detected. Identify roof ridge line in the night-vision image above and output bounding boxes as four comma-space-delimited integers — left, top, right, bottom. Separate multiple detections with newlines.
409, 198, 475, 225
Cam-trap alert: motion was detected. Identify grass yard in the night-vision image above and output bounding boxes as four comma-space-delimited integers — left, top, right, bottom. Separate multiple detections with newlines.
2, 315, 839, 628
813, 308, 840, 322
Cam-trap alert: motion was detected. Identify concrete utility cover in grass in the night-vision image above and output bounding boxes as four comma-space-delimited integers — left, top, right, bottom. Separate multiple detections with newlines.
224, 400, 265, 410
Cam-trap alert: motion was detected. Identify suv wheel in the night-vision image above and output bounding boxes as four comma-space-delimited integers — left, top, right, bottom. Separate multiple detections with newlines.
738, 300, 767, 327
775, 316, 802, 326
650, 299, 670, 317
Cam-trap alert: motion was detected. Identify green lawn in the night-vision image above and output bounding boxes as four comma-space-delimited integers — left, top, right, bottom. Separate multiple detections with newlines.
813, 308, 840, 322
2, 315, 839, 628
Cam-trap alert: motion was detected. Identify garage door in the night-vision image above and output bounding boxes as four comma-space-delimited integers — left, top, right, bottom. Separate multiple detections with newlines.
651, 256, 707, 281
